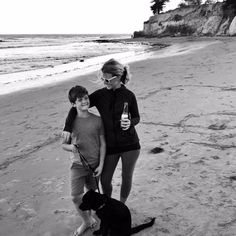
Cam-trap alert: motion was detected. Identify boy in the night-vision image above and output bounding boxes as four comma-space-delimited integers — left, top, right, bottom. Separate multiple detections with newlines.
61, 85, 106, 236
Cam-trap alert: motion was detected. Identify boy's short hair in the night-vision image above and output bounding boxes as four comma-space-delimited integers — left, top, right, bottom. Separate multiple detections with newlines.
68, 85, 88, 104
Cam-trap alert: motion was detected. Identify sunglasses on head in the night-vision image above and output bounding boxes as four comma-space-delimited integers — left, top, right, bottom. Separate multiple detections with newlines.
101, 75, 117, 83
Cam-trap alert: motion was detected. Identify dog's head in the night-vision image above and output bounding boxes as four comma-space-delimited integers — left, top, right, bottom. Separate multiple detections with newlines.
79, 189, 107, 211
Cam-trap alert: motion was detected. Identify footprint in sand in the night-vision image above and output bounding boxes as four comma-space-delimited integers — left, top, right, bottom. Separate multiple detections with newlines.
208, 123, 227, 130
149, 147, 164, 154
229, 176, 236, 181
210, 155, 220, 160
54, 209, 70, 214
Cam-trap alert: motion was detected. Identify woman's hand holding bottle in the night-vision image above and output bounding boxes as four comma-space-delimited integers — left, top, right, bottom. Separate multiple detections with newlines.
121, 102, 130, 130
121, 117, 131, 130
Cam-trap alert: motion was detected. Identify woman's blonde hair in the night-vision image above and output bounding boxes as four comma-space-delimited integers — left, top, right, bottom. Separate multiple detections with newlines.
101, 58, 130, 84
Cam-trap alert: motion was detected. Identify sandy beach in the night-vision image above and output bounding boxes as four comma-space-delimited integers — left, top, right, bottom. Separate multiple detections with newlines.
1, 36, 236, 236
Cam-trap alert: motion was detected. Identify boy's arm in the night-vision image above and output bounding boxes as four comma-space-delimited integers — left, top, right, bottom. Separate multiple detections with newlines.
94, 134, 106, 177
61, 132, 77, 153
99, 134, 106, 168
94, 119, 106, 177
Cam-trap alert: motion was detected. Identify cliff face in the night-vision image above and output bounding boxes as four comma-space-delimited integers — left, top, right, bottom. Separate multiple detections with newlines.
134, 2, 236, 37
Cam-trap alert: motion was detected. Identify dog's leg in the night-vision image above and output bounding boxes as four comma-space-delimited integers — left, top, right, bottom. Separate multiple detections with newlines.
93, 229, 101, 235
100, 221, 109, 236
93, 219, 109, 236
93, 228, 101, 235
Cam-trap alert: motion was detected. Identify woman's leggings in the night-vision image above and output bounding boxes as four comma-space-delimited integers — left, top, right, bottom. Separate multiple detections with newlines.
101, 149, 140, 201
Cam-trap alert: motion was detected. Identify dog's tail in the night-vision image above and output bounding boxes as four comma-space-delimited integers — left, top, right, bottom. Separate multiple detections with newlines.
131, 217, 155, 234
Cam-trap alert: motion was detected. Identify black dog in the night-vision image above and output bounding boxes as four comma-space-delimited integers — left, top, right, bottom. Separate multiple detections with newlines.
79, 189, 155, 236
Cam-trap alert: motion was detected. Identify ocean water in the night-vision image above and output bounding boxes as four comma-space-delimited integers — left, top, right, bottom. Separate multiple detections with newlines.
0, 34, 151, 95
0, 35, 217, 95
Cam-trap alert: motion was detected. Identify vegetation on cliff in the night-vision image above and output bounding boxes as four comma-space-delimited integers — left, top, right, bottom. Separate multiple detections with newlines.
151, 0, 170, 14
222, 0, 236, 19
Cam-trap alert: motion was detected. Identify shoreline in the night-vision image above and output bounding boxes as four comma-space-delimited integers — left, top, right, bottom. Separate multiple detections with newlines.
0, 38, 144, 75
1, 36, 236, 236
0, 36, 219, 96
0, 40, 152, 96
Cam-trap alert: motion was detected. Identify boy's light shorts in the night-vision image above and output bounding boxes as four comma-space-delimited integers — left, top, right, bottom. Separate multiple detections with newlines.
70, 162, 98, 196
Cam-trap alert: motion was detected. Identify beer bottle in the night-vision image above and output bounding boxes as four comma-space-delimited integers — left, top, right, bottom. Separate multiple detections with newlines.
121, 102, 129, 120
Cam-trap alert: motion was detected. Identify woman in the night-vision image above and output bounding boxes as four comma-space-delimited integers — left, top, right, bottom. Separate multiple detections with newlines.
63, 58, 140, 204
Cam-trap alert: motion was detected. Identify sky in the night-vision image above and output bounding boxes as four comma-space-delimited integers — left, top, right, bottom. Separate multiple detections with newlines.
0, 0, 219, 34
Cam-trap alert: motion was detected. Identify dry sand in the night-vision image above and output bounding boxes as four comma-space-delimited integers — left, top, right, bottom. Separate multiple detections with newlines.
1, 37, 236, 236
